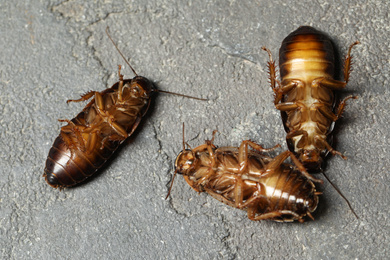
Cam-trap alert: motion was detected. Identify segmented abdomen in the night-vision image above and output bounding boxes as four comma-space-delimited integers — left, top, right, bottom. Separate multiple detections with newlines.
44, 79, 150, 188
279, 26, 334, 82
277, 27, 338, 170
259, 165, 318, 220
44, 132, 120, 188
185, 150, 318, 222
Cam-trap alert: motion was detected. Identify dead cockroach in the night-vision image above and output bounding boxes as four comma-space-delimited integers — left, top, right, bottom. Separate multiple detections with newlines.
43, 28, 206, 189
262, 26, 359, 218
262, 26, 359, 172
166, 125, 321, 223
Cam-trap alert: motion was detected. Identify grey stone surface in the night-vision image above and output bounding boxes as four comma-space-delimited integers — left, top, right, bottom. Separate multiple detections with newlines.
0, 0, 389, 259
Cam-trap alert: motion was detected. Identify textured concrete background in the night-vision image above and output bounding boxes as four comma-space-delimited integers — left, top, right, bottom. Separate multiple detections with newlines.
0, 0, 389, 259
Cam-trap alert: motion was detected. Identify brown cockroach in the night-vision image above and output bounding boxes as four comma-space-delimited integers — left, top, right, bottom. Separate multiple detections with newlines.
166, 125, 321, 223
263, 26, 359, 172
43, 28, 206, 189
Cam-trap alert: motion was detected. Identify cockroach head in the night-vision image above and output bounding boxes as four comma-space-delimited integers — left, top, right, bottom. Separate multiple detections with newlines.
174, 149, 196, 174
128, 76, 155, 98
299, 149, 323, 172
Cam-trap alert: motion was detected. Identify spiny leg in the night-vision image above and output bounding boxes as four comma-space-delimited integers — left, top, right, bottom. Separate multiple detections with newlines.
275, 101, 299, 111
312, 77, 346, 90
262, 46, 277, 90
247, 208, 301, 221
314, 96, 357, 122
262, 47, 285, 105
191, 130, 218, 154
288, 152, 323, 183
236, 183, 269, 209
238, 140, 281, 174
264, 150, 323, 183
343, 41, 360, 83
209, 130, 218, 143
306, 212, 315, 221
59, 119, 86, 151
314, 135, 347, 160
93, 91, 128, 139
273, 79, 303, 105
286, 129, 307, 141
286, 129, 309, 149
196, 139, 219, 185
204, 172, 244, 209
85, 131, 99, 154
314, 103, 338, 121
204, 187, 236, 208
66, 91, 96, 104
335, 95, 358, 119
275, 99, 306, 112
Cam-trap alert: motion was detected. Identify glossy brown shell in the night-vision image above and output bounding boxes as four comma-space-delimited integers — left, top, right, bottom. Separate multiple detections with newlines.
279, 26, 335, 80
174, 141, 319, 223
43, 76, 154, 188
265, 26, 358, 171
280, 26, 335, 170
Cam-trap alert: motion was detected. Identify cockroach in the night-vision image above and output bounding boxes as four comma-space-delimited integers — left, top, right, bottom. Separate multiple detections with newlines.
262, 26, 359, 218
262, 26, 359, 172
166, 125, 321, 223
43, 28, 206, 189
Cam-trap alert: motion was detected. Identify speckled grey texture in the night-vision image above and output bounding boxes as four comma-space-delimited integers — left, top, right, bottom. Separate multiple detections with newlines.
0, 0, 389, 259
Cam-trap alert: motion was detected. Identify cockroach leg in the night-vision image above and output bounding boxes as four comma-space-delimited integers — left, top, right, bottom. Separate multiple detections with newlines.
335, 95, 358, 119
286, 129, 307, 140
232, 176, 245, 208
344, 41, 360, 83
270, 26, 360, 178
238, 140, 280, 173
66, 91, 96, 104
59, 119, 86, 152
93, 91, 128, 139
262, 46, 290, 105
196, 168, 215, 187
288, 151, 323, 183
275, 101, 300, 111
243, 140, 281, 153
306, 212, 315, 221
312, 77, 346, 90
235, 183, 266, 209
110, 121, 128, 139
286, 130, 309, 150
248, 209, 300, 222
173, 131, 320, 222
85, 132, 99, 154
94, 91, 105, 111
314, 136, 347, 160
314, 103, 339, 121
204, 187, 236, 208
280, 79, 303, 93
196, 141, 217, 185
261, 150, 290, 177
261, 46, 277, 90
205, 140, 216, 166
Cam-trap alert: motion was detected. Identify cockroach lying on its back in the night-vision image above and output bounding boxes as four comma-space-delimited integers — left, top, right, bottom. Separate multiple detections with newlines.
166, 125, 321, 223
263, 26, 359, 172
43, 28, 206, 189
